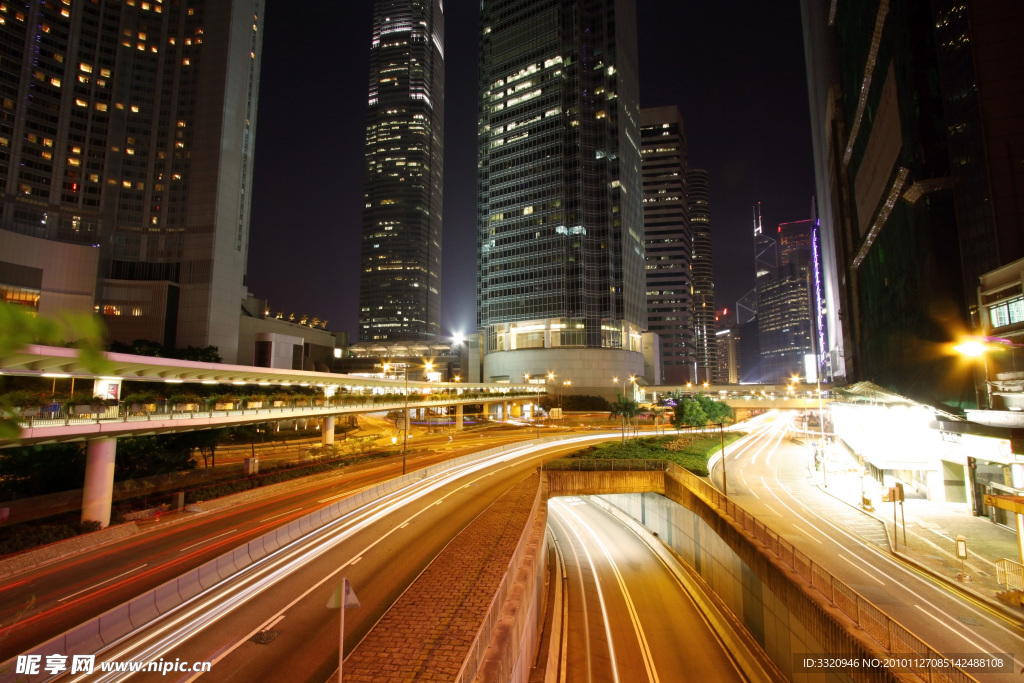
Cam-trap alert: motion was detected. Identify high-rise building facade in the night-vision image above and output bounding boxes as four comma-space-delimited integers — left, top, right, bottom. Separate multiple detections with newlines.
475, 0, 646, 388
801, 0, 1024, 401
0, 0, 264, 363
358, 0, 445, 343
688, 168, 716, 383
757, 219, 818, 383
640, 106, 693, 384
715, 319, 740, 385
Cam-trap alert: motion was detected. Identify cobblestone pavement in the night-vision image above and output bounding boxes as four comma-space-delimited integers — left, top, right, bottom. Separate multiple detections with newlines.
341, 474, 540, 682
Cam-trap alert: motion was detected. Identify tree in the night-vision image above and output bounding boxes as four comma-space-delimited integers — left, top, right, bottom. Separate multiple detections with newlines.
179, 429, 225, 469
645, 405, 667, 435
0, 303, 110, 439
0, 443, 87, 498
672, 398, 708, 430
608, 393, 640, 442
695, 392, 733, 424
113, 435, 198, 480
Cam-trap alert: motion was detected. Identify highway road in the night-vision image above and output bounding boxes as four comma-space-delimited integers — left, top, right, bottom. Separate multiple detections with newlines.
718, 412, 1024, 680
548, 496, 746, 683
0, 425, 572, 663
57, 436, 611, 683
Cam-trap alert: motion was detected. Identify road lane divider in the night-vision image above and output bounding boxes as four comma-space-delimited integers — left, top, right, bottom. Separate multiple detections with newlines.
57, 566, 148, 604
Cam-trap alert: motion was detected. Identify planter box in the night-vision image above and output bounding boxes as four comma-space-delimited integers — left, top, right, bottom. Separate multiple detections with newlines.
73, 405, 99, 416
246, 401, 264, 409
18, 407, 41, 418
173, 403, 199, 412
130, 403, 157, 413
214, 402, 235, 411
272, 400, 287, 407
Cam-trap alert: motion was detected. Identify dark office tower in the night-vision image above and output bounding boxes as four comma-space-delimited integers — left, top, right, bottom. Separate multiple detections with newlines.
687, 169, 716, 384
358, 0, 445, 343
0, 1, 263, 362
801, 0, 1024, 400
475, 0, 646, 388
758, 220, 817, 383
640, 106, 693, 385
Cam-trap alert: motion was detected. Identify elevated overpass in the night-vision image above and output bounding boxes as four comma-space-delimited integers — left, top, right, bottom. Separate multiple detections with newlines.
644, 382, 835, 411
0, 345, 543, 526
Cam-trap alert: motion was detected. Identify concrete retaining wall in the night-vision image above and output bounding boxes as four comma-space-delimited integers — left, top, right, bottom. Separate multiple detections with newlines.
0, 522, 141, 576
547, 470, 902, 683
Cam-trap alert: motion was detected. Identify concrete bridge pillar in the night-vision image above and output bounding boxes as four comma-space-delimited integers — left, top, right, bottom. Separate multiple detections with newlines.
455, 404, 463, 430
503, 402, 511, 420
82, 437, 117, 528
322, 416, 335, 445
511, 402, 522, 418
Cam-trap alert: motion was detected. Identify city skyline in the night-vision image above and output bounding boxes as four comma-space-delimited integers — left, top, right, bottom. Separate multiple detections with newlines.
248, 1, 815, 340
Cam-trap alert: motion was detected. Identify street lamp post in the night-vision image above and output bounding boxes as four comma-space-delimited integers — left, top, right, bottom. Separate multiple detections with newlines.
383, 361, 411, 475
718, 422, 727, 497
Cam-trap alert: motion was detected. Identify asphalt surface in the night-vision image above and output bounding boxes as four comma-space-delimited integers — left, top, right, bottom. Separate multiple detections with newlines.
53, 437, 611, 683
0, 426, 554, 662
716, 412, 1024, 681
549, 496, 745, 683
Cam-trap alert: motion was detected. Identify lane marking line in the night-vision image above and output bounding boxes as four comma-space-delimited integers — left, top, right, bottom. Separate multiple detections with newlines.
837, 553, 886, 586
58, 565, 147, 602
259, 508, 302, 523
179, 529, 238, 552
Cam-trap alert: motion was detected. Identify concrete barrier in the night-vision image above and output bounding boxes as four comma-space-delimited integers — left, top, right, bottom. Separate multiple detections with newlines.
154, 581, 183, 614
0, 438, 559, 683
65, 619, 102, 655
128, 592, 159, 630
98, 605, 132, 643
196, 560, 221, 590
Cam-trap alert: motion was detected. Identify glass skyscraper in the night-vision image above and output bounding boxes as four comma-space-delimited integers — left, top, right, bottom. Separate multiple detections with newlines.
640, 106, 694, 385
688, 168, 717, 384
475, 0, 646, 387
0, 0, 264, 362
358, 0, 445, 343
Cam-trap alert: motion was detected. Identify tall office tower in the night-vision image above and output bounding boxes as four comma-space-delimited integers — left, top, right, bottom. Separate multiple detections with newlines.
475, 0, 646, 389
715, 310, 740, 384
358, 0, 445, 343
801, 0, 1024, 400
0, 1, 264, 363
640, 106, 693, 385
757, 219, 818, 383
688, 169, 716, 384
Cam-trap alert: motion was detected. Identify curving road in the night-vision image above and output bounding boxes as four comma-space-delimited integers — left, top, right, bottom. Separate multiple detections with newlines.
51, 436, 611, 682
717, 412, 1024, 680
548, 496, 746, 683
0, 426, 562, 662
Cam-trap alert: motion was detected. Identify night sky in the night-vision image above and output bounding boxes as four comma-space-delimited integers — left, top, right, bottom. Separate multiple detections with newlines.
247, 1, 815, 340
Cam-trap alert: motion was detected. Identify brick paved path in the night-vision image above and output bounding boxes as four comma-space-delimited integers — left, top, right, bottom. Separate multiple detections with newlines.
342, 474, 540, 682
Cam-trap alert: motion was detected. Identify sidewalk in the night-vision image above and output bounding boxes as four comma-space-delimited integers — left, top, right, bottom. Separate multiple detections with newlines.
815, 445, 1024, 617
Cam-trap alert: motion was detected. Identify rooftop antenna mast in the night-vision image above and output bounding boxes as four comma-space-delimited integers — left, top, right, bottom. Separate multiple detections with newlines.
753, 202, 776, 278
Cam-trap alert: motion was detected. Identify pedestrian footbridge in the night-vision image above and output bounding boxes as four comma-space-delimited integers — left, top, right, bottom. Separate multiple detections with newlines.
0, 345, 542, 526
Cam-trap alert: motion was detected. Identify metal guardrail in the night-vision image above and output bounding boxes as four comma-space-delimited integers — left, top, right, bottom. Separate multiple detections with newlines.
556, 459, 979, 683
668, 460, 979, 683
997, 558, 1024, 591
543, 458, 669, 472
